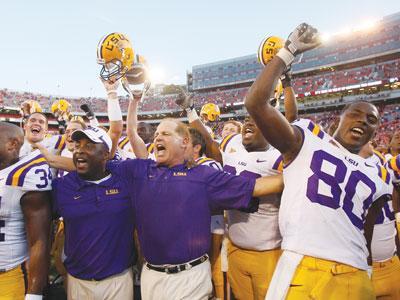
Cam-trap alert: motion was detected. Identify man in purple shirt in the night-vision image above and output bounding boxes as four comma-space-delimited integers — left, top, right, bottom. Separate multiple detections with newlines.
52, 127, 135, 300
107, 118, 283, 299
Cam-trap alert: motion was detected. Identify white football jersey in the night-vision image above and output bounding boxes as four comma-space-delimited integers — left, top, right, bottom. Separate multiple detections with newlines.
280, 119, 393, 270
0, 150, 52, 271
196, 157, 223, 171
364, 155, 396, 262
195, 157, 224, 234
19, 135, 66, 158
221, 134, 283, 251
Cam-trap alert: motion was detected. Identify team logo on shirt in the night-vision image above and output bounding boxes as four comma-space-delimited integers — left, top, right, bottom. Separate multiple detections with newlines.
106, 189, 120, 195
173, 172, 187, 177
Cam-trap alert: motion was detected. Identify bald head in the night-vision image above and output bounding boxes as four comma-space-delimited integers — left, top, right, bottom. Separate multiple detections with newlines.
0, 122, 24, 169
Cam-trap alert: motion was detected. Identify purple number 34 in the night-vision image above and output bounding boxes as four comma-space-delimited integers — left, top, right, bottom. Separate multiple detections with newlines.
306, 150, 376, 230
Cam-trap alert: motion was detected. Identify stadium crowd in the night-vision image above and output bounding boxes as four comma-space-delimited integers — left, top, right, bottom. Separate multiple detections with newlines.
1, 22, 400, 300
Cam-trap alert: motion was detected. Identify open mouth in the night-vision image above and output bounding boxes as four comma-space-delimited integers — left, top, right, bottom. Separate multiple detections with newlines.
30, 126, 41, 134
243, 127, 254, 138
155, 143, 166, 155
75, 157, 88, 168
350, 127, 365, 137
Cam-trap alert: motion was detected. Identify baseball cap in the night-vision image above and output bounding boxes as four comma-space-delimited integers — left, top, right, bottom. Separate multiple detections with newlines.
71, 126, 112, 152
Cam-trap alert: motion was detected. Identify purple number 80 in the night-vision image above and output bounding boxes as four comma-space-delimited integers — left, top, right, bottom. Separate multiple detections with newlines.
306, 150, 376, 230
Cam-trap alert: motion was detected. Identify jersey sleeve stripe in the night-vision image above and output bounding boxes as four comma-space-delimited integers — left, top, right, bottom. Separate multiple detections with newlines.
55, 135, 67, 151
118, 137, 130, 149
389, 156, 400, 172
196, 157, 212, 165
16, 161, 48, 187
219, 134, 238, 152
147, 143, 155, 154
373, 150, 386, 165
6, 157, 47, 186
307, 121, 324, 139
377, 166, 390, 184
272, 155, 283, 171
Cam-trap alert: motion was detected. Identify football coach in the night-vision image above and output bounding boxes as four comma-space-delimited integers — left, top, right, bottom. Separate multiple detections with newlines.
52, 127, 135, 300
107, 118, 283, 300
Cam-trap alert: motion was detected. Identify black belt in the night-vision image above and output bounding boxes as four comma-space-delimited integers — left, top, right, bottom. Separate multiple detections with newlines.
146, 254, 208, 274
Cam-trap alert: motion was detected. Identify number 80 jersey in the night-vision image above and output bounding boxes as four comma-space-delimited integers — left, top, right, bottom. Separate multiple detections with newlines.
280, 119, 392, 270
0, 150, 52, 271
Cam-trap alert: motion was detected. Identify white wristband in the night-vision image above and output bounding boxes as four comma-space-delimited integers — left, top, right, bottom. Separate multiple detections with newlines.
186, 108, 199, 123
276, 48, 295, 67
107, 98, 122, 121
395, 212, 400, 223
25, 294, 43, 300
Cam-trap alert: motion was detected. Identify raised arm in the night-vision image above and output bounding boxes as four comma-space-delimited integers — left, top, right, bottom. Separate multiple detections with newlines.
102, 78, 123, 159
175, 89, 222, 163
281, 71, 298, 123
21, 191, 52, 297
245, 23, 320, 163
126, 92, 148, 159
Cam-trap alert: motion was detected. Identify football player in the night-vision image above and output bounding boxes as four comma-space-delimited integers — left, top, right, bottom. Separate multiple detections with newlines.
0, 122, 52, 300
386, 130, 400, 161
361, 144, 400, 299
221, 120, 242, 140
245, 23, 392, 299
175, 62, 297, 299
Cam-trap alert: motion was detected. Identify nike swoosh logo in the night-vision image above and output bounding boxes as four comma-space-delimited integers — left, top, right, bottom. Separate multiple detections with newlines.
73, 195, 81, 200
364, 162, 375, 168
256, 159, 267, 163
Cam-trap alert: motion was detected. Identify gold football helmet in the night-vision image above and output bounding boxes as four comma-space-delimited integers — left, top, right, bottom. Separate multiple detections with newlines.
200, 103, 220, 122
97, 33, 134, 81
51, 99, 72, 121
20, 100, 42, 118
257, 36, 284, 66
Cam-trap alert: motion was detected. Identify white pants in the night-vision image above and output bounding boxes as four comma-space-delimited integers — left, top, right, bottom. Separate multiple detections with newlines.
141, 260, 213, 300
67, 268, 133, 300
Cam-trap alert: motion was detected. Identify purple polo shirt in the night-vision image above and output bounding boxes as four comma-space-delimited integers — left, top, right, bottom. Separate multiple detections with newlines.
107, 159, 256, 265
52, 170, 135, 280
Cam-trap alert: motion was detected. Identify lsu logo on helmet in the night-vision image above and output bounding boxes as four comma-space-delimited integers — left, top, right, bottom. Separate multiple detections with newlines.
257, 36, 284, 66
97, 33, 134, 81
200, 103, 220, 122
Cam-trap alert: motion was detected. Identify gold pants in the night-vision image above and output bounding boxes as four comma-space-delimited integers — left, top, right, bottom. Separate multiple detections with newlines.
372, 256, 400, 300
227, 241, 281, 300
0, 265, 25, 300
286, 256, 375, 300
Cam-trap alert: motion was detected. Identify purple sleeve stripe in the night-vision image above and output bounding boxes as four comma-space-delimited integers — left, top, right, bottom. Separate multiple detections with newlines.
317, 129, 324, 139
272, 156, 283, 170
6, 154, 44, 185
307, 121, 315, 132
17, 161, 48, 187
54, 135, 64, 150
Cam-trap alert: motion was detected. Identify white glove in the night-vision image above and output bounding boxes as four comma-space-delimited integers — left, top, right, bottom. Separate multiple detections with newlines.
277, 23, 321, 67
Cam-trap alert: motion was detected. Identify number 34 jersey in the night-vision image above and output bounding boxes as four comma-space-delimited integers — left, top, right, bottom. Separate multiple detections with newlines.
0, 150, 52, 271
281, 119, 392, 270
